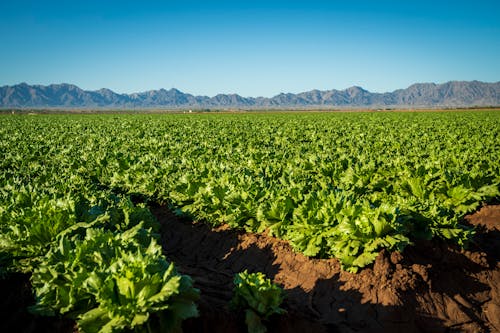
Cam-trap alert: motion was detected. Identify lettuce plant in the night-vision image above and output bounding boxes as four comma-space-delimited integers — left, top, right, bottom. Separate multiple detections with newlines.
232, 270, 285, 333
30, 223, 199, 333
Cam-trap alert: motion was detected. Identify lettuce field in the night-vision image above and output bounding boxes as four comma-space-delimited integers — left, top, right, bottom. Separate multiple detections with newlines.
1, 110, 499, 332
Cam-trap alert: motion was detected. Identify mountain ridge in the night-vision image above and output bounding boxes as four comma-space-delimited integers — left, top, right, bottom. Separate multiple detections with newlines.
1, 81, 499, 109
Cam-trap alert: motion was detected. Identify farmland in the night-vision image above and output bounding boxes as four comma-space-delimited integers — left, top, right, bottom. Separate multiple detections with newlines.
1, 110, 499, 332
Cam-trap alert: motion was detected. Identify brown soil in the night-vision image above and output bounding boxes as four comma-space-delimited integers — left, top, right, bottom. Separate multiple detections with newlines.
0, 205, 498, 333
153, 204, 500, 333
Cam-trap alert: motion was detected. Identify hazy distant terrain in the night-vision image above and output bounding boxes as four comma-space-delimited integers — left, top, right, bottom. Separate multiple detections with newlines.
1, 81, 498, 109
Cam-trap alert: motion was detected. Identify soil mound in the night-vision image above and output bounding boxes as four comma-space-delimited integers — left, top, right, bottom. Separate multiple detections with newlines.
153, 205, 500, 333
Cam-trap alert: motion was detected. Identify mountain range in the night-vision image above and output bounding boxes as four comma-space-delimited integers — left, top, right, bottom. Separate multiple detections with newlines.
1, 81, 499, 109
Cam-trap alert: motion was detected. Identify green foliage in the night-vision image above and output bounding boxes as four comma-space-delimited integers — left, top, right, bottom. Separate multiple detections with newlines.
0, 188, 79, 272
1, 111, 499, 275
0, 118, 197, 333
284, 191, 412, 272
0, 189, 158, 273
30, 224, 199, 333
232, 270, 286, 333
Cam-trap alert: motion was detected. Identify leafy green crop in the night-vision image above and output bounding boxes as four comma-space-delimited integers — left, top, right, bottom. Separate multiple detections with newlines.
232, 270, 285, 333
0, 188, 79, 273
1, 111, 499, 275
286, 192, 411, 272
31, 223, 199, 333
0, 120, 198, 333
0, 189, 158, 273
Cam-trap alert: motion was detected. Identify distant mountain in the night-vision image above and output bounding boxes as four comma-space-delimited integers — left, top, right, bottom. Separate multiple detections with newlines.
1, 81, 499, 109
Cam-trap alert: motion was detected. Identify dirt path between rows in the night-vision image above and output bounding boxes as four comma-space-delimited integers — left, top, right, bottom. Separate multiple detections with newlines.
153, 205, 500, 333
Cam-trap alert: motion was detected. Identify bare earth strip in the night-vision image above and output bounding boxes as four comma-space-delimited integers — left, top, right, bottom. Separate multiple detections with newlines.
153, 205, 500, 333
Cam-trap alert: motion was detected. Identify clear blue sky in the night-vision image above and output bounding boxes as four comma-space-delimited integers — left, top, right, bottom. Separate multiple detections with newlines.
1, 0, 499, 97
